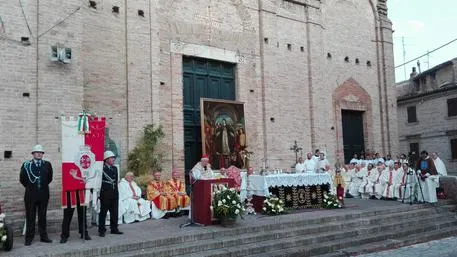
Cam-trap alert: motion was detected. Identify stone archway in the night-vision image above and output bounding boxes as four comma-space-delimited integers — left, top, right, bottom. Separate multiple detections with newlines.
332, 78, 373, 163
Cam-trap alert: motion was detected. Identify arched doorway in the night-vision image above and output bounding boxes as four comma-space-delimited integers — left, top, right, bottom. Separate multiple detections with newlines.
333, 78, 373, 164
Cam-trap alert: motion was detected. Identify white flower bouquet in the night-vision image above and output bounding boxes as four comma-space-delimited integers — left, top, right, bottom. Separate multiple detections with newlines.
322, 192, 343, 209
0, 212, 13, 251
212, 187, 245, 220
262, 197, 285, 215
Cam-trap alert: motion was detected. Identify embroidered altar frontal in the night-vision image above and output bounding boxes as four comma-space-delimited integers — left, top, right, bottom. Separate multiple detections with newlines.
269, 184, 330, 209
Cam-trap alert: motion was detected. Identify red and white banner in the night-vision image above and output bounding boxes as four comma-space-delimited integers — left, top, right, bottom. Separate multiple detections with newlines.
61, 116, 105, 208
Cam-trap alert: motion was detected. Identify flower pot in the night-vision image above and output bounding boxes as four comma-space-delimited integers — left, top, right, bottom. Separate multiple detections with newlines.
2, 224, 13, 251
220, 217, 237, 227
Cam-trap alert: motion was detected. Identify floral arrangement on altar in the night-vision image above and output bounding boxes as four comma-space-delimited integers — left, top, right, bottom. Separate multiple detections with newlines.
0, 212, 13, 251
262, 197, 285, 215
211, 187, 245, 220
322, 193, 343, 209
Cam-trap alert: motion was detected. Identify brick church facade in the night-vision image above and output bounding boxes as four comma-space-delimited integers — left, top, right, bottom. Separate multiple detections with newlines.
0, 0, 397, 210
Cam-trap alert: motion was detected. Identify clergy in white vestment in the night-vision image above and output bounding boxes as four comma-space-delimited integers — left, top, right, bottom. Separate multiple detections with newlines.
431, 152, 447, 176
349, 153, 360, 165
416, 151, 439, 203
318, 152, 330, 172
358, 164, 378, 199
312, 149, 320, 163
304, 153, 317, 173
374, 153, 385, 164
341, 164, 353, 195
191, 154, 214, 180
380, 163, 397, 199
393, 162, 416, 201
118, 172, 151, 224
398, 153, 408, 165
373, 163, 386, 199
295, 157, 306, 173
347, 164, 362, 198
384, 154, 394, 167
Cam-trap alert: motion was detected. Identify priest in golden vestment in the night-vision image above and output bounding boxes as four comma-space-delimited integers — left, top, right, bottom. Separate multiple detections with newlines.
166, 169, 190, 208
147, 171, 177, 211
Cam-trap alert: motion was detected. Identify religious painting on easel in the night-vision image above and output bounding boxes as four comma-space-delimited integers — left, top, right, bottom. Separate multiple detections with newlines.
201, 98, 246, 170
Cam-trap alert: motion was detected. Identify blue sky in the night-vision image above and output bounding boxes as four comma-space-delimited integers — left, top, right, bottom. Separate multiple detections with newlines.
387, 0, 457, 82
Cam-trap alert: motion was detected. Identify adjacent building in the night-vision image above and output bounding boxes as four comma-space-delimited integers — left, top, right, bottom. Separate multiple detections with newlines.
397, 58, 457, 174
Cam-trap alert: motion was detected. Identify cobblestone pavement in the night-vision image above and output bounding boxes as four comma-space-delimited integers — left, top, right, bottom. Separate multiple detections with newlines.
358, 236, 457, 257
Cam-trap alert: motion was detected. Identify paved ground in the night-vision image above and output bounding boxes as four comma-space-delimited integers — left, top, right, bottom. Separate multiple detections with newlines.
358, 236, 457, 257
0, 199, 440, 256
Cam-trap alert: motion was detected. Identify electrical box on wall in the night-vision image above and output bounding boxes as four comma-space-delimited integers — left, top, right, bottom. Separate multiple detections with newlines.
51, 45, 72, 64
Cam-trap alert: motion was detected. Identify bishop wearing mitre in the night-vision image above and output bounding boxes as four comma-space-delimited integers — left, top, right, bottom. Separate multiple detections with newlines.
166, 169, 190, 208
147, 170, 177, 211
191, 154, 214, 180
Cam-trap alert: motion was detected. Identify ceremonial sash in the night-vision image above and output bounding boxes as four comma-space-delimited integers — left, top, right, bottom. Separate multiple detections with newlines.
128, 182, 138, 197
386, 172, 393, 198
399, 171, 407, 198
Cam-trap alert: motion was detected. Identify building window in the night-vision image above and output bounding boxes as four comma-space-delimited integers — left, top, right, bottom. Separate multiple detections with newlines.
448, 98, 457, 117
407, 106, 417, 123
409, 142, 419, 156
451, 139, 457, 160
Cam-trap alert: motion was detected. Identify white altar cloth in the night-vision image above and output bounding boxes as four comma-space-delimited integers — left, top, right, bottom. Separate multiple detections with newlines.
241, 173, 332, 201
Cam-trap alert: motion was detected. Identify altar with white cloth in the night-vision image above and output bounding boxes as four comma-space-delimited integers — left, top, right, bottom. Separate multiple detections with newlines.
241, 173, 332, 210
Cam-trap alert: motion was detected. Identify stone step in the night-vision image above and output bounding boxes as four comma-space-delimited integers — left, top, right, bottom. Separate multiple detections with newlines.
234, 218, 457, 257
318, 227, 457, 256
110, 210, 455, 257
36, 205, 448, 257
105, 207, 441, 257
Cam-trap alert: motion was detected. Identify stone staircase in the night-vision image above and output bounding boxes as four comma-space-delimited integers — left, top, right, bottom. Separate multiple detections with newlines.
21, 201, 457, 257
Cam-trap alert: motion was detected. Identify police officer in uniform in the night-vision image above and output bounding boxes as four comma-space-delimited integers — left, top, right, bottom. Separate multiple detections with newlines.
98, 151, 123, 237
20, 145, 53, 246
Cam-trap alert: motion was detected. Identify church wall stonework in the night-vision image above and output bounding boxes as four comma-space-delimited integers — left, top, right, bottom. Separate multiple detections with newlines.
0, 0, 397, 212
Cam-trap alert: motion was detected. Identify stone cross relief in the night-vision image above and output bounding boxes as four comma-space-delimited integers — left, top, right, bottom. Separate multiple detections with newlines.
194, 5, 223, 44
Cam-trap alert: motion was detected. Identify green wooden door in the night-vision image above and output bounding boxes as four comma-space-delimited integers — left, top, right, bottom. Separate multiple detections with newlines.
341, 110, 365, 164
182, 57, 235, 185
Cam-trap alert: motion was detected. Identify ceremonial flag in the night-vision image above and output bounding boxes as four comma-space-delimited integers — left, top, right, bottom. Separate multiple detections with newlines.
61, 115, 105, 208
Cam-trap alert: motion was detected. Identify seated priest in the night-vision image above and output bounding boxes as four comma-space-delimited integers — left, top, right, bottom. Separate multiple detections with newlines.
358, 164, 378, 199
416, 151, 438, 203
226, 165, 242, 192
394, 162, 416, 201
147, 170, 177, 219
373, 163, 386, 199
191, 154, 214, 180
118, 172, 152, 224
380, 163, 397, 200
166, 169, 190, 209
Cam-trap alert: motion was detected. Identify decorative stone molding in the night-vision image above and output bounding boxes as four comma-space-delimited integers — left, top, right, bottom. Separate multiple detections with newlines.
377, 0, 388, 16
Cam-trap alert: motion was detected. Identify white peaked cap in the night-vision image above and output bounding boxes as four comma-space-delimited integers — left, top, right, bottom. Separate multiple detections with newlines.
104, 151, 116, 160
32, 144, 45, 153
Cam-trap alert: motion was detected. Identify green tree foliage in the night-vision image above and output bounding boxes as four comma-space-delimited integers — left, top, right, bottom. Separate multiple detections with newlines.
128, 124, 165, 176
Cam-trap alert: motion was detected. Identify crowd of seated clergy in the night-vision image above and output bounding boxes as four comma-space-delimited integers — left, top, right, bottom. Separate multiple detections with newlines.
117, 169, 191, 223
341, 150, 447, 204
292, 149, 447, 204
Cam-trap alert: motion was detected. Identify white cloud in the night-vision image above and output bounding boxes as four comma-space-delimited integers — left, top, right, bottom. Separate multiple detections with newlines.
407, 20, 425, 31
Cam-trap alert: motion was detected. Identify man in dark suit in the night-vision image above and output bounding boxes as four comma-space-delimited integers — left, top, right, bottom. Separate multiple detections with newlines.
60, 190, 91, 243
98, 151, 123, 237
20, 144, 53, 246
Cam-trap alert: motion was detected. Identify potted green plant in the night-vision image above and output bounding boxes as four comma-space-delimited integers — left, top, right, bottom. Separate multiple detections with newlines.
212, 187, 245, 227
